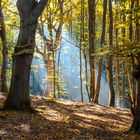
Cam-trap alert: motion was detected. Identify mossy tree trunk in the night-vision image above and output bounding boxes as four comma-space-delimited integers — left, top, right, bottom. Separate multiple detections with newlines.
4, 0, 48, 111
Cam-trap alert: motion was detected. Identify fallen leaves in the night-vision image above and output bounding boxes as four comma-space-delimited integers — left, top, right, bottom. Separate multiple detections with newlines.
0, 93, 135, 139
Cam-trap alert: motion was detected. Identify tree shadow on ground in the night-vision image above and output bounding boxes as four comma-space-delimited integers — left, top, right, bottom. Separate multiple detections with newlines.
0, 96, 138, 140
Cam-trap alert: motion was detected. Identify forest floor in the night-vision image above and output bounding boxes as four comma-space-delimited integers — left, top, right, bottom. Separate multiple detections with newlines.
0, 93, 139, 140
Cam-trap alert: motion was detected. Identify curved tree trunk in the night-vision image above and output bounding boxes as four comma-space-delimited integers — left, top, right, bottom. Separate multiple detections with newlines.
4, 18, 37, 111
4, 0, 48, 111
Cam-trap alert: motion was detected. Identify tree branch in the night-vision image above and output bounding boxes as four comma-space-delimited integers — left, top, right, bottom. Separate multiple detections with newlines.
32, 0, 49, 19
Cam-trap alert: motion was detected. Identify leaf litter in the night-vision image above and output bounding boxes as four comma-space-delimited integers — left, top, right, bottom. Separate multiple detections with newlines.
0, 93, 138, 140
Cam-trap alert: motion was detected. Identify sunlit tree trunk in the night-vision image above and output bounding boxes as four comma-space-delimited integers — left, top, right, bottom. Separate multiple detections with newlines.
57, 43, 62, 98
81, 0, 90, 101
79, 0, 85, 102
43, 53, 54, 96
114, 2, 120, 107
121, 8, 126, 98
52, 49, 56, 98
122, 60, 125, 97
79, 46, 83, 102
4, 0, 48, 111
37, 0, 64, 98
83, 51, 90, 101
88, 0, 96, 102
94, 0, 107, 103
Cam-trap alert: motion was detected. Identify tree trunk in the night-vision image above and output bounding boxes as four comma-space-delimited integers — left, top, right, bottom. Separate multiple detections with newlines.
4, 21, 37, 111
52, 50, 56, 98
83, 51, 90, 101
122, 60, 125, 97
130, 77, 140, 133
0, 0, 8, 93
57, 43, 62, 98
126, 64, 134, 103
115, 25, 120, 107
114, 1, 120, 106
79, 0, 85, 102
79, 47, 83, 102
122, 10, 126, 98
129, 0, 134, 42
95, 59, 102, 103
108, 0, 115, 107
94, 0, 107, 103
88, 0, 96, 102
129, 0, 136, 109
43, 53, 54, 96
107, 57, 115, 107
4, 0, 48, 111
37, 0, 63, 98
129, 0, 140, 133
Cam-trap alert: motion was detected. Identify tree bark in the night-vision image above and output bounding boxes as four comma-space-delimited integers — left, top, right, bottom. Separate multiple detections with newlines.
37, 0, 64, 97
83, 51, 90, 101
129, 0, 136, 109
122, 9, 126, 98
88, 0, 96, 102
4, 0, 48, 111
43, 53, 54, 96
0, 0, 8, 93
115, 21, 120, 107
129, 0, 140, 133
52, 49, 56, 98
108, 0, 115, 107
79, 0, 85, 102
57, 43, 62, 98
94, 0, 107, 103
129, 0, 134, 42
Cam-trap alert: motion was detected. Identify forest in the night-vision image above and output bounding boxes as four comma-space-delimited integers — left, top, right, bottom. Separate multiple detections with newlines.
0, 0, 140, 139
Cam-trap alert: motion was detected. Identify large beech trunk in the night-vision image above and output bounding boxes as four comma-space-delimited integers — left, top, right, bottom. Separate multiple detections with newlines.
4, 20, 37, 110
4, 51, 33, 110
4, 0, 48, 111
